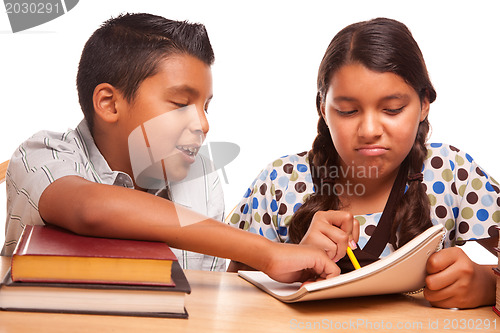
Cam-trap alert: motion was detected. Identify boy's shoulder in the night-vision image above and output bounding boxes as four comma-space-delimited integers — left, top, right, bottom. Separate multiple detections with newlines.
17, 121, 87, 152
7, 120, 126, 187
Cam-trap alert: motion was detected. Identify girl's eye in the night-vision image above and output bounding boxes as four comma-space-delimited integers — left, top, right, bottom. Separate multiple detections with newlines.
336, 109, 357, 116
384, 106, 405, 114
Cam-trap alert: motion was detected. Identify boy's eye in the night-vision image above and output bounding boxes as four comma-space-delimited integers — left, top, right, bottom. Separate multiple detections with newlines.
173, 102, 188, 109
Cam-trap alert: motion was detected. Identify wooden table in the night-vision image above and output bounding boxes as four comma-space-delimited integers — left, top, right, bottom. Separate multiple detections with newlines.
1, 256, 498, 332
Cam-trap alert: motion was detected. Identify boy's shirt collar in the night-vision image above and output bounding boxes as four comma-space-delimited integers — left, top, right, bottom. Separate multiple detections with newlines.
75, 120, 134, 189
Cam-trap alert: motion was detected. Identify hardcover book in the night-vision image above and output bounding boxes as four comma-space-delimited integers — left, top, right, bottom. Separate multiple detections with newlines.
493, 225, 500, 317
1, 260, 190, 318
12, 225, 177, 286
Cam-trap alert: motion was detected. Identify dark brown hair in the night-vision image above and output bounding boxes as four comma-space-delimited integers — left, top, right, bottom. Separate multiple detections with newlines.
288, 18, 435, 249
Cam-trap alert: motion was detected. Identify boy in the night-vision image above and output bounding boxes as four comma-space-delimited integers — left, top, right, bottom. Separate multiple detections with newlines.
2, 13, 341, 282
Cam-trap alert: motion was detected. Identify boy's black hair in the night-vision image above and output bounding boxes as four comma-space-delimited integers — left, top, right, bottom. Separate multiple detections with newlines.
76, 13, 215, 132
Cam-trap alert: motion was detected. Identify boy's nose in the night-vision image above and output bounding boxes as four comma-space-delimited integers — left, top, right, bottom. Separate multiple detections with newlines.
191, 106, 209, 136
199, 111, 209, 135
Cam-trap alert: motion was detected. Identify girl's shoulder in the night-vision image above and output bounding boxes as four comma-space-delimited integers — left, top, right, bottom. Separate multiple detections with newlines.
424, 143, 476, 169
423, 142, 500, 189
247, 152, 313, 193
425, 142, 469, 158
243, 152, 311, 191
269, 152, 310, 168
257, 152, 311, 180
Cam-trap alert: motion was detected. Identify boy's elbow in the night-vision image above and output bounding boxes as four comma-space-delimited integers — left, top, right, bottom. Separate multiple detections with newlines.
69, 199, 103, 236
39, 176, 106, 236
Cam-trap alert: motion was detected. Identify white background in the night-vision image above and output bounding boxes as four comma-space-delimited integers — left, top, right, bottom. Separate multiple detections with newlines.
0, 0, 498, 263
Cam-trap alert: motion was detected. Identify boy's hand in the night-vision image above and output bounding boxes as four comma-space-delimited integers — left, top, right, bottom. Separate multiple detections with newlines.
424, 247, 496, 309
299, 210, 359, 262
262, 242, 340, 283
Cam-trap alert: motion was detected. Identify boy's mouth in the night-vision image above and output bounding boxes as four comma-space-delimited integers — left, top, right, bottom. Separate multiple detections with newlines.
176, 145, 200, 157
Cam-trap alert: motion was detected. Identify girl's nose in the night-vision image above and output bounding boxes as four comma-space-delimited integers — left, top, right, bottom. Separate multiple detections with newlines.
358, 111, 383, 140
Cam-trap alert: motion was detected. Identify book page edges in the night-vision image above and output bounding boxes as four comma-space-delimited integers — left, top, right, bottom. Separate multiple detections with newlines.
239, 224, 445, 303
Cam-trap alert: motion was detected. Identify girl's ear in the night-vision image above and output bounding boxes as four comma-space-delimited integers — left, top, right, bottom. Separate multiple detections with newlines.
316, 92, 327, 120
420, 94, 430, 122
319, 101, 327, 123
93, 83, 120, 124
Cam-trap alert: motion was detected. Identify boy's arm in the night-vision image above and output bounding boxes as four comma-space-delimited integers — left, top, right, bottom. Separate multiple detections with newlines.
38, 175, 340, 282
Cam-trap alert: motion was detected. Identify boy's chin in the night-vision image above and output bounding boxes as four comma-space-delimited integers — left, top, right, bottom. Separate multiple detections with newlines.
166, 167, 190, 183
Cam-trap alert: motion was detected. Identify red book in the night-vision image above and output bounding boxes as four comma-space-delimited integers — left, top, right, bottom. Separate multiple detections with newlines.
494, 306, 500, 317
12, 225, 177, 286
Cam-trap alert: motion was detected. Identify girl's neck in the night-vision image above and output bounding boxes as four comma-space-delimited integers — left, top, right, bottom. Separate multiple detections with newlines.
338, 166, 400, 215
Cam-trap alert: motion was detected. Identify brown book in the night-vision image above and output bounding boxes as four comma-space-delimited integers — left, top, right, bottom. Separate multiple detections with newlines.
12, 225, 176, 286
0, 260, 190, 318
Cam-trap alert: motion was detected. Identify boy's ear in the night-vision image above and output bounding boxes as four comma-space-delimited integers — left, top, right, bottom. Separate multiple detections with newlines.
93, 83, 121, 124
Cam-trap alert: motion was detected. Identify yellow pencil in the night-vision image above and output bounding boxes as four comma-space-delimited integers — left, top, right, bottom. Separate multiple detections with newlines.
346, 247, 361, 270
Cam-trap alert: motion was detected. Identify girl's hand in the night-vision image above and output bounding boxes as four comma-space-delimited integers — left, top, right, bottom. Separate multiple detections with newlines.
424, 247, 496, 309
299, 210, 359, 262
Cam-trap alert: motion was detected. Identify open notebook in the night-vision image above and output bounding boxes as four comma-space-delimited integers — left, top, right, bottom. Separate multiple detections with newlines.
239, 224, 445, 303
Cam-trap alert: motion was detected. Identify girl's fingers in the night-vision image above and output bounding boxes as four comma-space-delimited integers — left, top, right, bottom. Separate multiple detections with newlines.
304, 219, 349, 261
351, 217, 360, 244
316, 223, 349, 261
302, 232, 339, 260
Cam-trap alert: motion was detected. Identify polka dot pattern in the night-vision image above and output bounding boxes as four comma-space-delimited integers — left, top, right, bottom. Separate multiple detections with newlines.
418, 144, 499, 247
229, 144, 500, 256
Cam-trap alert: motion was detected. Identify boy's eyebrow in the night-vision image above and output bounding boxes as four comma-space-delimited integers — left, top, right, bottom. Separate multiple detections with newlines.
166, 85, 213, 101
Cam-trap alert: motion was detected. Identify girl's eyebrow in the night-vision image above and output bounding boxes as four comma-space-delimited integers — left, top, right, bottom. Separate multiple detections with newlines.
333, 94, 410, 103
381, 94, 410, 101
333, 96, 357, 103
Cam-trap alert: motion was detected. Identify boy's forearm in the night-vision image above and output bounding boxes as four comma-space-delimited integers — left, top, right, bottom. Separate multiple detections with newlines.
38, 175, 275, 270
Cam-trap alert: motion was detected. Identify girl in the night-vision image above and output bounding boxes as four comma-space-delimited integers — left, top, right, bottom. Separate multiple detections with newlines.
228, 17, 499, 309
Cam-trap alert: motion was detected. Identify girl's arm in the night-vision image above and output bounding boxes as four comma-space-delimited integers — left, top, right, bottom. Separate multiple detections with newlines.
39, 175, 340, 282
424, 246, 496, 309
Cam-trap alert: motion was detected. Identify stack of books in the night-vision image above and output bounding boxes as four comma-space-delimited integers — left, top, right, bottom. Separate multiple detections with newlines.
0, 225, 190, 318
494, 226, 500, 317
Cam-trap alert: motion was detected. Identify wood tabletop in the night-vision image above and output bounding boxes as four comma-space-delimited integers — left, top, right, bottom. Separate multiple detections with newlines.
1, 256, 498, 332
